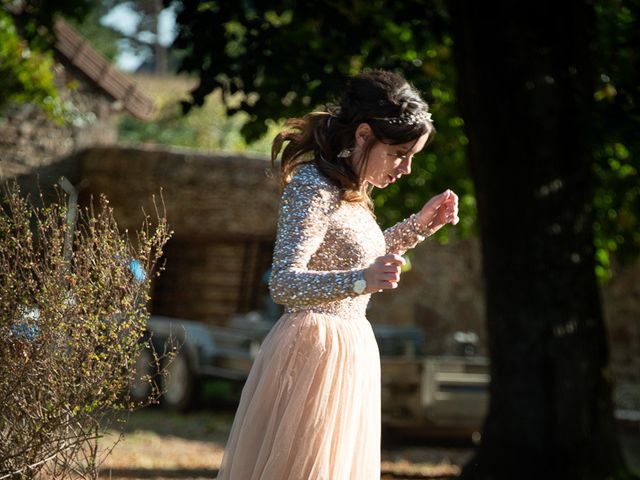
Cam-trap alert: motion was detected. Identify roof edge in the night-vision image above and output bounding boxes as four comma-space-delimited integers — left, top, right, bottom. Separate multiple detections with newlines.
53, 19, 157, 121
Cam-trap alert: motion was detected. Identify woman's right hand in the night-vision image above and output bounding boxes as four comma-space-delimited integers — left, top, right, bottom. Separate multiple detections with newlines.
363, 254, 406, 293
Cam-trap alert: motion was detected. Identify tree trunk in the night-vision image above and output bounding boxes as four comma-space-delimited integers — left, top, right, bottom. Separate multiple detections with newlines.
152, 0, 167, 75
448, 1, 631, 478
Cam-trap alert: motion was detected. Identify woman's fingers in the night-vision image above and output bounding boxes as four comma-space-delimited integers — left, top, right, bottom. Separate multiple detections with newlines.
374, 262, 401, 280
380, 271, 400, 282
370, 265, 400, 277
417, 189, 460, 232
376, 253, 405, 267
451, 195, 460, 224
377, 279, 399, 289
363, 254, 406, 292
442, 191, 459, 225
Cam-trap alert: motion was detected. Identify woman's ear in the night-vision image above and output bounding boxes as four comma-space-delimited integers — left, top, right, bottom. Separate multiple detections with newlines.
355, 123, 372, 147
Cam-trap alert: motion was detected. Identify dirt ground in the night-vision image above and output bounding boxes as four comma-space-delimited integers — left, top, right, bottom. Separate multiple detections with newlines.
97, 409, 640, 480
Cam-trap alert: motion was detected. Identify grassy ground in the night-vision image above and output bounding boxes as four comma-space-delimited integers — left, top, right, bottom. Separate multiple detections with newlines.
96, 408, 640, 480
97, 409, 472, 479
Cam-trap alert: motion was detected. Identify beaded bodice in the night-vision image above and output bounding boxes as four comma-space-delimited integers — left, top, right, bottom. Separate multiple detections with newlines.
269, 163, 428, 319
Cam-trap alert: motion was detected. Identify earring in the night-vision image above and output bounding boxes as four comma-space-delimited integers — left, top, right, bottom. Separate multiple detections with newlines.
337, 148, 354, 158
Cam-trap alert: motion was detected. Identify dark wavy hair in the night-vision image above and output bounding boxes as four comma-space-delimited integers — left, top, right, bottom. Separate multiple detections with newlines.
271, 70, 435, 209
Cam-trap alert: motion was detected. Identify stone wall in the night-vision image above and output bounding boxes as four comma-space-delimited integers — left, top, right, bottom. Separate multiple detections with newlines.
74, 146, 280, 324
75, 146, 280, 237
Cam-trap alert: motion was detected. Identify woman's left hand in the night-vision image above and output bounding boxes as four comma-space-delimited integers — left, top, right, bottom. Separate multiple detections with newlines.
416, 189, 459, 235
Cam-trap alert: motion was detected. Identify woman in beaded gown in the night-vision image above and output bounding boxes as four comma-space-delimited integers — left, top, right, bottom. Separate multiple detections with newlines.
216, 71, 459, 480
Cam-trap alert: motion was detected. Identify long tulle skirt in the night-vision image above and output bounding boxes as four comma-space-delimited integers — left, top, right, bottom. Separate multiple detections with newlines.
216, 311, 381, 480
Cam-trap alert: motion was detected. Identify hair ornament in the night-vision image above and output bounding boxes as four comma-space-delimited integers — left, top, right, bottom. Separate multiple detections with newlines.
372, 110, 433, 125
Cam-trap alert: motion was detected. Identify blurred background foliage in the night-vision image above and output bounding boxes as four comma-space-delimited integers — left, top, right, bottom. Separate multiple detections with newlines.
165, 0, 473, 240
115, 75, 279, 154
165, 0, 640, 278
592, 0, 640, 280
0, 0, 97, 120
1, 0, 638, 280
0, 7, 59, 117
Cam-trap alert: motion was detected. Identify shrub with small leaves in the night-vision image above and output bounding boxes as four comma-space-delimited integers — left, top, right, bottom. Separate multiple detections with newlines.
0, 182, 172, 479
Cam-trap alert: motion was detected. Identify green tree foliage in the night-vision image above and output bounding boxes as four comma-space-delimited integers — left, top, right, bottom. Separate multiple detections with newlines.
115, 75, 278, 154
167, 0, 639, 272
9, 0, 94, 34
0, 8, 59, 115
592, 0, 640, 278
0, 0, 95, 117
167, 0, 474, 235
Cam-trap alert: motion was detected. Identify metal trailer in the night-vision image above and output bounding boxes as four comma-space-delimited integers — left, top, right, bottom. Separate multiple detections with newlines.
381, 356, 489, 440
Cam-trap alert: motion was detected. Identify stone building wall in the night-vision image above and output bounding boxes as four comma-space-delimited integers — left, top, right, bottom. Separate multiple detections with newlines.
75, 146, 279, 236
74, 146, 280, 324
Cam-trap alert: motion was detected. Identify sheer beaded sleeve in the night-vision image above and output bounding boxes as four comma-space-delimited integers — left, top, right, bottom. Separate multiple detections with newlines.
269, 166, 365, 307
383, 214, 431, 255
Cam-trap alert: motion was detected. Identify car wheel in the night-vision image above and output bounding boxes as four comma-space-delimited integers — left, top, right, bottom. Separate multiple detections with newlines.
161, 348, 196, 412
129, 346, 156, 403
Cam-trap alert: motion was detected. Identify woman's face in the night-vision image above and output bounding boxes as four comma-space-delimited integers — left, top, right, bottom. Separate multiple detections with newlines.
353, 123, 430, 189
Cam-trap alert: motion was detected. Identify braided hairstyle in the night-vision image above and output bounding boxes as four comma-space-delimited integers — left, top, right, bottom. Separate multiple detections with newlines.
271, 70, 435, 208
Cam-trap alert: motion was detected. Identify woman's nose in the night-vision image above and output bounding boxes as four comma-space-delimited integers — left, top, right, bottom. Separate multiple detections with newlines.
399, 158, 412, 175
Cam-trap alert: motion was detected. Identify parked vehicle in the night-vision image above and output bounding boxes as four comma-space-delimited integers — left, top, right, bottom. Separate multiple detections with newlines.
129, 314, 270, 410
381, 355, 489, 440
131, 313, 490, 437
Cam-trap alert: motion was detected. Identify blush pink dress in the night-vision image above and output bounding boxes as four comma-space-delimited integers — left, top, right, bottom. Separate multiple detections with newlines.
216, 163, 429, 480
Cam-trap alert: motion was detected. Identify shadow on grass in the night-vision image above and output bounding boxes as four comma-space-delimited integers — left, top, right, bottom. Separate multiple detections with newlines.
111, 407, 234, 444
99, 467, 461, 479
105, 379, 241, 444
99, 467, 218, 478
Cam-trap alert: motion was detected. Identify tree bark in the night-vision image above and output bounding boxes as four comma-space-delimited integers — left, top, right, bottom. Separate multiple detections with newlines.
153, 0, 167, 75
448, 1, 631, 478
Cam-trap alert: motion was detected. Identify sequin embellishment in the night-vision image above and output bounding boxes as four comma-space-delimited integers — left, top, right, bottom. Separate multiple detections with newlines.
269, 163, 429, 320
